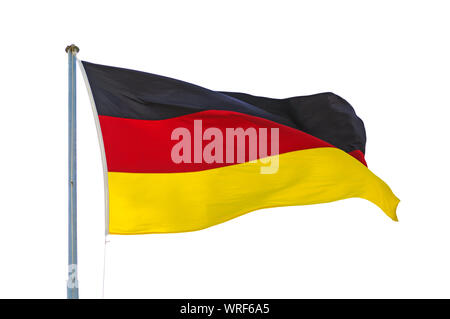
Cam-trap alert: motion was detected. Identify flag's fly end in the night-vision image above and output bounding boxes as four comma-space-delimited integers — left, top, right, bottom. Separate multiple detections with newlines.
388, 197, 400, 222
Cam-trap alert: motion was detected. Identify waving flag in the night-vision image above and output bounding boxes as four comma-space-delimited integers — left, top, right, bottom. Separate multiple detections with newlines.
80, 61, 399, 234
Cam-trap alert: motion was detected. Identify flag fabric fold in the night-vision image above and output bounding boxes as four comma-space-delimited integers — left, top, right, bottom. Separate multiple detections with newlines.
81, 61, 399, 234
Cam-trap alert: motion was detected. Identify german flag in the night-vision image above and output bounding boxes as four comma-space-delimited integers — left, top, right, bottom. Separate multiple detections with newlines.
80, 61, 399, 234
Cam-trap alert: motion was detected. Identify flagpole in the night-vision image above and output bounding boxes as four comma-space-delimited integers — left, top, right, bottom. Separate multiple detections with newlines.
66, 44, 79, 299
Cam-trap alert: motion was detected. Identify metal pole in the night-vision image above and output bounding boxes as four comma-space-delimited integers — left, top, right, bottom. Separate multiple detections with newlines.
66, 44, 79, 299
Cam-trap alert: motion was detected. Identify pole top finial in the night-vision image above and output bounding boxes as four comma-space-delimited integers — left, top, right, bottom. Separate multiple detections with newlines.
65, 44, 80, 55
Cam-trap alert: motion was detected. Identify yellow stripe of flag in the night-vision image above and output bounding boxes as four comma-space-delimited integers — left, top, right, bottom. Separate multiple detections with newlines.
108, 147, 399, 234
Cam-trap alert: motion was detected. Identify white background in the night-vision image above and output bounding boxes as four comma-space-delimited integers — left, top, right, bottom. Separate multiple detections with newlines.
0, 0, 449, 299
